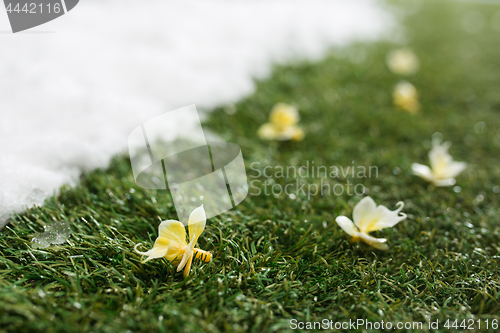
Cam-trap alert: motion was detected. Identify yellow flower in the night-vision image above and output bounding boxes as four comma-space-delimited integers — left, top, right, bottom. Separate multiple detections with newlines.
393, 81, 420, 114
258, 103, 304, 141
134, 205, 212, 277
412, 139, 467, 186
269, 103, 299, 129
386, 48, 420, 75
335, 197, 406, 250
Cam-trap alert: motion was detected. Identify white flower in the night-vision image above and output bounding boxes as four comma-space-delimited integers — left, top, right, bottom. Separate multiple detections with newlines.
386, 48, 420, 75
258, 103, 304, 141
335, 197, 406, 250
393, 81, 420, 113
412, 139, 467, 186
134, 205, 212, 277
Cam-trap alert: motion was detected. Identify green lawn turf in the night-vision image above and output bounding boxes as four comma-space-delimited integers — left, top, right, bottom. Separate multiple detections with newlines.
2, 1, 500, 332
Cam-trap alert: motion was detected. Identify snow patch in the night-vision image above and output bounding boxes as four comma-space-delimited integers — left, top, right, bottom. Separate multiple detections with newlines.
0, 0, 393, 227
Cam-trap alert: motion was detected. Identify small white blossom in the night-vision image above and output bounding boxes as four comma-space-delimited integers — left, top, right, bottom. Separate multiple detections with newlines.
134, 205, 212, 277
386, 48, 420, 75
335, 197, 406, 250
412, 139, 467, 186
258, 103, 304, 141
393, 81, 420, 113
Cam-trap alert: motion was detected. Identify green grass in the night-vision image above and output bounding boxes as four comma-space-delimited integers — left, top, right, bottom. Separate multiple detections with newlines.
2, 1, 500, 332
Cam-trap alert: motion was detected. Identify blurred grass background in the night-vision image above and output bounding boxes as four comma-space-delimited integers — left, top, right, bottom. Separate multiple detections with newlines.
1, 0, 500, 332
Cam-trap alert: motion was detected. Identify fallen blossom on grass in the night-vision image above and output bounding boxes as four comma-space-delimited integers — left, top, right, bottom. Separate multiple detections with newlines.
134, 205, 212, 277
336, 196, 407, 250
258, 103, 304, 141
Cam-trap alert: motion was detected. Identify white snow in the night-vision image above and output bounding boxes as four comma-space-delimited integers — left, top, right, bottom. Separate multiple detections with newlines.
0, 0, 393, 228
31, 221, 71, 248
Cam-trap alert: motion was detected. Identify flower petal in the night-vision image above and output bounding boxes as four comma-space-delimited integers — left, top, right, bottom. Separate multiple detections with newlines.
158, 220, 187, 246
429, 141, 453, 175
291, 126, 305, 141
359, 233, 389, 251
183, 253, 194, 278
433, 178, 456, 187
393, 81, 420, 113
335, 216, 358, 237
134, 237, 170, 263
188, 205, 206, 245
444, 161, 467, 178
366, 202, 407, 232
270, 103, 299, 128
386, 48, 419, 75
412, 163, 434, 182
177, 232, 196, 272
272, 126, 297, 141
257, 123, 277, 140
353, 196, 377, 230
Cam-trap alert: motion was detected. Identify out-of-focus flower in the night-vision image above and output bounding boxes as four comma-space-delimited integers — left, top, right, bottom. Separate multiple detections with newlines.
412, 139, 467, 186
258, 103, 304, 141
335, 196, 406, 250
134, 205, 212, 277
393, 81, 420, 114
386, 48, 420, 75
